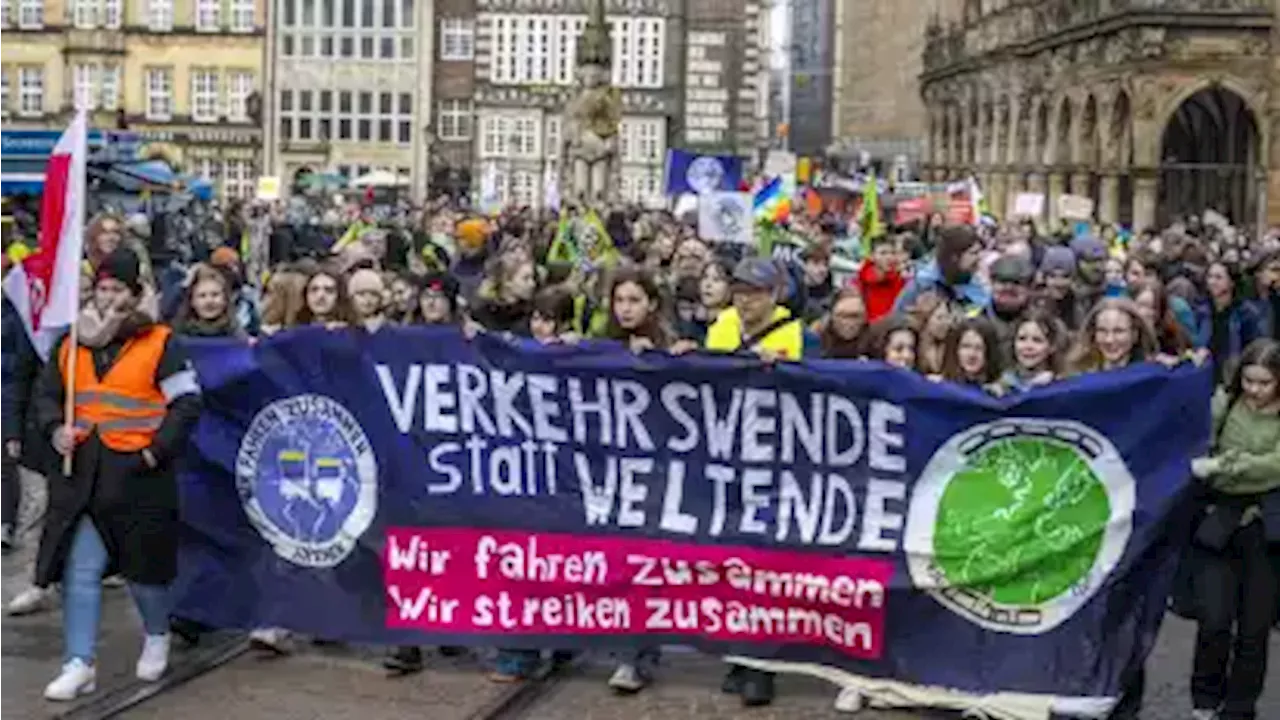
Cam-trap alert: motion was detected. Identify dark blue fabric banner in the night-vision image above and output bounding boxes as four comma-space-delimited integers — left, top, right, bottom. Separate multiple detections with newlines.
173, 327, 1211, 714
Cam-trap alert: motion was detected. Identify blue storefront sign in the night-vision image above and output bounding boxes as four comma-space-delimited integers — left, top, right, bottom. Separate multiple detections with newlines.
1, 128, 141, 195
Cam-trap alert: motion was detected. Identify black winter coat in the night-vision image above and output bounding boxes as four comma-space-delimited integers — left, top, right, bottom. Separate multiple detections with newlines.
32, 322, 201, 587
1, 296, 49, 472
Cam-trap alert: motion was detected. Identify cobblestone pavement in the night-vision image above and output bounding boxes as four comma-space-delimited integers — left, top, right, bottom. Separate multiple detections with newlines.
120, 646, 511, 720
0, 470, 163, 720
104, 628, 1280, 720
3, 469, 1279, 720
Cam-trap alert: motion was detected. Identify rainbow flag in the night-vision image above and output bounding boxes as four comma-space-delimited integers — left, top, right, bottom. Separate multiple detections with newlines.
753, 176, 791, 223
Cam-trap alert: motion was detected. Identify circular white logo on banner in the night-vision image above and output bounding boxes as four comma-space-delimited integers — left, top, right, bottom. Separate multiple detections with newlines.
236, 394, 378, 568
686, 156, 726, 195
904, 418, 1135, 635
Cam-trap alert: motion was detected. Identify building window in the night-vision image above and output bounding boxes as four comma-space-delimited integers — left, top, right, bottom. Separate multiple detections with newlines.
100, 64, 119, 110
1, 1, 10, 27
18, 66, 42, 116
545, 115, 561, 161
193, 157, 218, 189
191, 69, 219, 122
227, 71, 253, 121
17, 0, 40, 27
512, 116, 538, 157
437, 99, 471, 140
611, 17, 664, 88
145, 67, 173, 120
230, 0, 253, 31
485, 14, 663, 88
223, 159, 254, 199
481, 114, 508, 157
196, 0, 219, 31
510, 170, 536, 207
480, 113, 539, 158
73, 63, 97, 110
104, 0, 121, 27
620, 117, 665, 164
148, 0, 172, 31
72, 0, 97, 28
1, 71, 9, 114
440, 18, 474, 60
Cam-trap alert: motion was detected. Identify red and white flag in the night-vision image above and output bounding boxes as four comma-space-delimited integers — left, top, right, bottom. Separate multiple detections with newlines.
3, 110, 88, 360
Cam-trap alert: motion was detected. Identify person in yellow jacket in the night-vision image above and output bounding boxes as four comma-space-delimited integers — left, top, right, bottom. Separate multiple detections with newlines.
704, 257, 804, 363
704, 256, 799, 708
33, 248, 202, 701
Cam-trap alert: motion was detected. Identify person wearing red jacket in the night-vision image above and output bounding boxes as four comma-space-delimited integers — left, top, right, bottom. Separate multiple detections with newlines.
857, 234, 906, 323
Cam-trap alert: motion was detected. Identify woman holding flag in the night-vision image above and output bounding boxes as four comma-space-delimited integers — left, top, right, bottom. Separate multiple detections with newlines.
33, 247, 202, 700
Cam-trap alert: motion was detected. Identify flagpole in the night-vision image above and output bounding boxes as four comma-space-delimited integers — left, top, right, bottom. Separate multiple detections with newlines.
61, 320, 79, 476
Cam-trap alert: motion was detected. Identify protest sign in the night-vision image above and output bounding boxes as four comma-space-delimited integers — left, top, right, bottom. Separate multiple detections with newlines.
256, 176, 281, 200
174, 330, 1210, 716
1012, 192, 1045, 218
698, 192, 754, 245
1057, 194, 1094, 221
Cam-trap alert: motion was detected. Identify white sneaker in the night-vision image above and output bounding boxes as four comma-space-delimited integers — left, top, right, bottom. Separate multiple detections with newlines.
249, 627, 292, 655
607, 663, 647, 693
135, 633, 170, 681
44, 658, 96, 701
7, 585, 56, 616
1191, 710, 1217, 720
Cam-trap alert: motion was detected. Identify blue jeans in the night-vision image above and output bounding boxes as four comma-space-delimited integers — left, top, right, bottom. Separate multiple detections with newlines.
62, 516, 171, 663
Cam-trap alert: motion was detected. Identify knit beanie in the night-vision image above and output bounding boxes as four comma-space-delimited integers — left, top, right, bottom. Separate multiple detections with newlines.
1039, 246, 1076, 276
1069, 235, 1108, 262
96, 247, 143, 295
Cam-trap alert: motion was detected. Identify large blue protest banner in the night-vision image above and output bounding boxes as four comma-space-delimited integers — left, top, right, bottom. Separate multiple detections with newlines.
173, 328, 1211, 717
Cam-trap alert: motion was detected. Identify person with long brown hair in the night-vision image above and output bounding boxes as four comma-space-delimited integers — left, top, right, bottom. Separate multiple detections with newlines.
907, 290, 956, 376
938, 316, 1003, 387
600, 265, 672, 352
297, 266, 353, 328
1128, 276, 1193, 356
819, 287, 869, 359
259, 265, 307, 335
1067, 298, 1160, 375
171, 265, 244, 339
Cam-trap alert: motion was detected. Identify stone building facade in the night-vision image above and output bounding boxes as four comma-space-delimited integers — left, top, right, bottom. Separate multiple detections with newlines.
830, 0, 935, 166
2, 0, 265, 200
262, 0, 435, 200
920, 0, 1280, 230
469, 0, 767, 208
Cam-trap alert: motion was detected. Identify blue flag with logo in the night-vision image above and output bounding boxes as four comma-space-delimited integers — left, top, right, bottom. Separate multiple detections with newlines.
664, 149, 744, 195
173, 328, 1210, 718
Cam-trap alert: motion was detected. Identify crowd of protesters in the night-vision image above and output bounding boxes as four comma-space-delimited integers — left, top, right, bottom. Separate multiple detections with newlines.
1, 192, 1279, 719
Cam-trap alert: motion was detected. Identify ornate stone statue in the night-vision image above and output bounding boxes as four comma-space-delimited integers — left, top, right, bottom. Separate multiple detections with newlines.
562, 0, 621, 207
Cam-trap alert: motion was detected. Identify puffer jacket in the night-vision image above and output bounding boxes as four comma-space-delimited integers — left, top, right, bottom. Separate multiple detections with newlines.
1, 297, 36, 445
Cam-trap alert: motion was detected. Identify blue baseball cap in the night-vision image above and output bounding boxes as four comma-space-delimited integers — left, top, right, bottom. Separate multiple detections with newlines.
731, 257, 780, 289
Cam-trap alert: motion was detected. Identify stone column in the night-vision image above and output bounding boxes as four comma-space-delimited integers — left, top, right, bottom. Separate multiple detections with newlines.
1026, 172, 1046, 221
1132, 173, 1158, 232
1047, 172, 1066, 226
1098, 172, 1120, 225
1069, 172, 1087, 196
989, 172, 1008, 218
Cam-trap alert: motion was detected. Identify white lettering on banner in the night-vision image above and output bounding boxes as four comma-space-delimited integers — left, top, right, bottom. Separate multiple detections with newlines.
473, 534, 609, 585
388, 585, 462, 623
472, 591, 631, 630
643, 598, 874, 652
376, 362, 912, 550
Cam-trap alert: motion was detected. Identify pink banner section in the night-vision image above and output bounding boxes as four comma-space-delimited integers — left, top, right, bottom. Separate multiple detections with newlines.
382, 527, 895, 659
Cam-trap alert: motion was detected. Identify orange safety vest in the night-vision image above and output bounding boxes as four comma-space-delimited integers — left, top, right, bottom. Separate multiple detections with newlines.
58, 325, 171, 453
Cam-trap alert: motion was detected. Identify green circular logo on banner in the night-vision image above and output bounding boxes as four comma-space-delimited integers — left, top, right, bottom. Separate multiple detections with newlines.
905, 420, 1135, 635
